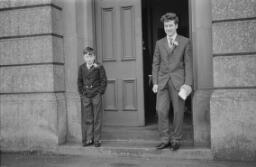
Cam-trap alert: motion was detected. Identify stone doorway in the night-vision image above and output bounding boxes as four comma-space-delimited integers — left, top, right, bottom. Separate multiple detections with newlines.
65, 0, 212, 149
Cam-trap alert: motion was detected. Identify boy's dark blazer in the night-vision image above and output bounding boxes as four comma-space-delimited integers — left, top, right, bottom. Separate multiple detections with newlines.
152, 34, 192, 90
78, 63, 107, 98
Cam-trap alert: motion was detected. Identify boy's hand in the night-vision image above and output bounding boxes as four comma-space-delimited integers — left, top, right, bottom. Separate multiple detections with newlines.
152, 84, 158, 93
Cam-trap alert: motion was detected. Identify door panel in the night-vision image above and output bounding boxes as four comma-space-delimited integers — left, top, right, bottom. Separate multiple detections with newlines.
95, 0, 144, 126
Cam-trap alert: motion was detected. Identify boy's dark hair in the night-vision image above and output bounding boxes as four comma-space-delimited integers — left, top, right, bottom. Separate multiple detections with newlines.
160, 12, 179, 25
83, 46, 95, 55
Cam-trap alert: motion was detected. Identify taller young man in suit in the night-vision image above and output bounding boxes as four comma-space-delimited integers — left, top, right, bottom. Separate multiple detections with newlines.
152, 13, 192, 151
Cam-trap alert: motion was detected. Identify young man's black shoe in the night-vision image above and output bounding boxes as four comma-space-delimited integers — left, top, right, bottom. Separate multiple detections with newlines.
94, 141, 101, 147
156, 142, 170, 149
170, 142, 180, 151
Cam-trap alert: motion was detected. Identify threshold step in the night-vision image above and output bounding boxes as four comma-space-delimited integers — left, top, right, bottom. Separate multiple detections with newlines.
50, 142, 213, 160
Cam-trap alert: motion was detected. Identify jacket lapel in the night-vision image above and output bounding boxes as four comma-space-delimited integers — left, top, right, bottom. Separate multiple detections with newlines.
174, 35, 180, 49
82, 64, 89, 77
170, 34, 181, 55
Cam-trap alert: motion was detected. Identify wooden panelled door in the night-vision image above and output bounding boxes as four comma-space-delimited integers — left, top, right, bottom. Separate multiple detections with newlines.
95, 0, 144, 126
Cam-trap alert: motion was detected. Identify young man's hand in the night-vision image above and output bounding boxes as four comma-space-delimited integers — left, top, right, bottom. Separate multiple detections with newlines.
152, 84, 158, 93
180, 84, 192, 94
178, 84, 192, 100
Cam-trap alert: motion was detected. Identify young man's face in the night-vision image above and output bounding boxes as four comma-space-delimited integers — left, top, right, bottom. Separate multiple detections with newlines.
164, 20, 178, 37
83, 53, 95, 66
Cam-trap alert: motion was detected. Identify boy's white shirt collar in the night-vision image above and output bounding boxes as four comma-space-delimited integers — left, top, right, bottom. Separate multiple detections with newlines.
86, 63, 93, 69
86, 63, 98, 69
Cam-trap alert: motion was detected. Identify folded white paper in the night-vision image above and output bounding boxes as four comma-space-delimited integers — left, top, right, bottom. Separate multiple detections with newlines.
178, 85, 192, 100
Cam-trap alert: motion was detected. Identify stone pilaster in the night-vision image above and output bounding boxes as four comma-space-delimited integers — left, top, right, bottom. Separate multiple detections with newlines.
0, 0, 66, 150
63, 0, 94, 143
210, 0, 256, 161
191, 0, 212, 147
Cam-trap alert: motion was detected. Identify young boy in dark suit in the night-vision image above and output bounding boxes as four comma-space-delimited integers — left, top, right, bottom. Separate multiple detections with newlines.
78, 47, 107, 147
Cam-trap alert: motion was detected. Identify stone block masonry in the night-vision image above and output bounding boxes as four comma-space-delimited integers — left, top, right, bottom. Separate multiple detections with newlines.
0, 0, 66, 151
210, 0, 256, 161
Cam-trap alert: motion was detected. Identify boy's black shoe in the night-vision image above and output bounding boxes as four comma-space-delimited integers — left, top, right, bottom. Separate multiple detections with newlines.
83, 140, 94, 147
94, 141, 101, 147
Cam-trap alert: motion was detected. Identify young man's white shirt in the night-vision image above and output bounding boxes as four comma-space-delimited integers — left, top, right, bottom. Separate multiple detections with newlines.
167, 33, 177, 48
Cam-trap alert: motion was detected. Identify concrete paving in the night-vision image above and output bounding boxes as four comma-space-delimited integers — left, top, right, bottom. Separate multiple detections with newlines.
1, 152, 256, 167
1, 124, 255, 166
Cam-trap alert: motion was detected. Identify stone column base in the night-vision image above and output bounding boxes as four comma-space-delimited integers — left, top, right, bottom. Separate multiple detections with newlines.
66, 92, 82, 143
0, 93, 67, 151
192, 89, 211, 147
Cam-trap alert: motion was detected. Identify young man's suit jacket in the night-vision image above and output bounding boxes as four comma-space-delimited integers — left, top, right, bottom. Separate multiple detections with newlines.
152, 35, 192, 91
78, 63, 107, 98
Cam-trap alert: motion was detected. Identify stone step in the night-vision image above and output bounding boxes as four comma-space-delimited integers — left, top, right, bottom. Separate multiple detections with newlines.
51, 142, 213, 160
51, 123, 204, 160
102, 124, 193, 141
101, 139, 193, 147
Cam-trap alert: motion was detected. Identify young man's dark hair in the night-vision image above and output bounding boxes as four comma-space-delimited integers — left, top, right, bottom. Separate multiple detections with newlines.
160, 12, 179, 25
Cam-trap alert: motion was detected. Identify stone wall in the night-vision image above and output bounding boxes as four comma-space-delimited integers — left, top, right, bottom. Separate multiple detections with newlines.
0, 0, 66, 150
210, 0, 256, 161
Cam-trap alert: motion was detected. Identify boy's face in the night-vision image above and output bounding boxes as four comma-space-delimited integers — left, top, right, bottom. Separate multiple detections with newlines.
164, 20, 178, 37
83, 52, 95, 65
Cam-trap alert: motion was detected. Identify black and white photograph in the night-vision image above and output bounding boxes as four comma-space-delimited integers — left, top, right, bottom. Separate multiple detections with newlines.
0, 0, 256, 166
